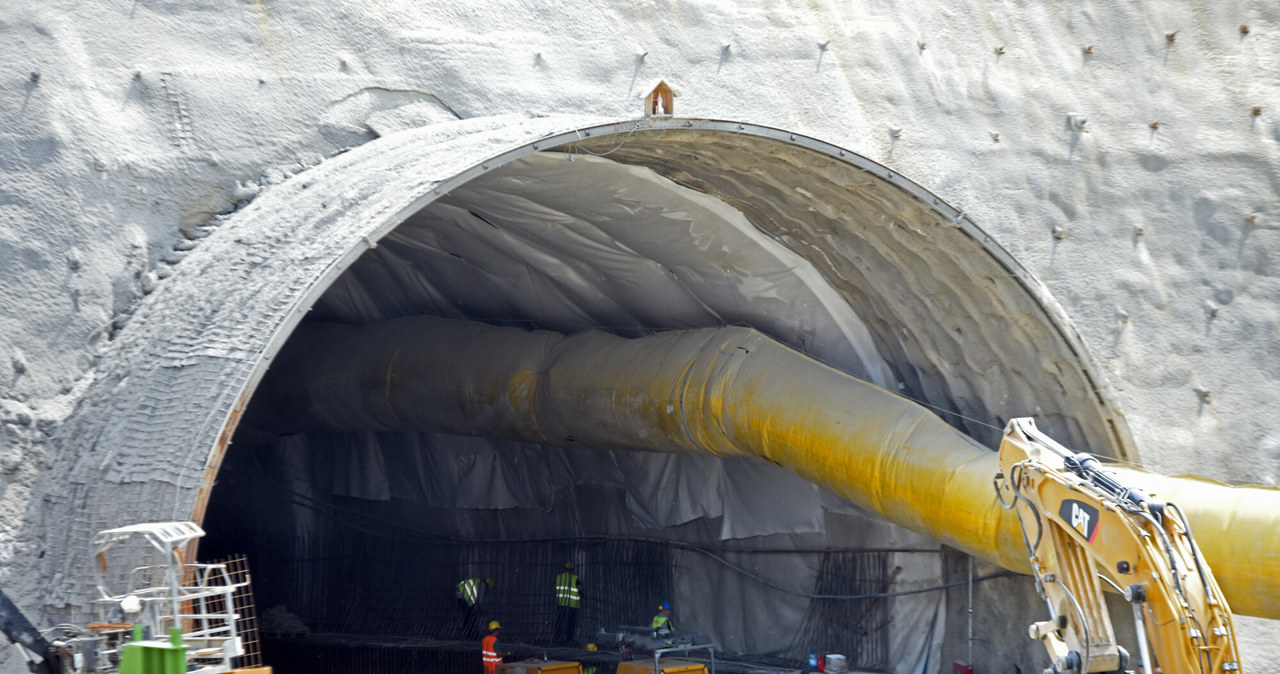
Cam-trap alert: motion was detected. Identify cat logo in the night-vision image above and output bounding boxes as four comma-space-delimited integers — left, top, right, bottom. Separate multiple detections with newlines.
1058, 499, 1100, 544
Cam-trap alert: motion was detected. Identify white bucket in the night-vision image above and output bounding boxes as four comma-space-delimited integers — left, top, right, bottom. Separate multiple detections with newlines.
825, 654, 848, 672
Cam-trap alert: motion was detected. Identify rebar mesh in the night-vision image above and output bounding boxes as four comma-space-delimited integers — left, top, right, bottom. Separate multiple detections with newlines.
220, 556, 265, 668
224, 522, 894, 673
249, 530, 672, 645
787, 551, 891, 669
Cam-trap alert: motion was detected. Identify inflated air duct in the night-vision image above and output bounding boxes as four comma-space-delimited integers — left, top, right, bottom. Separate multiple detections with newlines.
249, 315, 1280, 618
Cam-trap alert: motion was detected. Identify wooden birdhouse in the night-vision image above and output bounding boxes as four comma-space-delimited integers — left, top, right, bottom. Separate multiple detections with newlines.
642, 80, 677, 117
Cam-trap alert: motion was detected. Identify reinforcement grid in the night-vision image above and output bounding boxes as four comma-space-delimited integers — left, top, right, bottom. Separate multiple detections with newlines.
263, 533, 673, 642
786, 551, 891, 668
219, 555, 265, 668
246, 530, 890, 672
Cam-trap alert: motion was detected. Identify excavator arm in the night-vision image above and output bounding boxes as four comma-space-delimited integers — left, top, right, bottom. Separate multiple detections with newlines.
996, 418, 1242, 674
1, 589, 55, 674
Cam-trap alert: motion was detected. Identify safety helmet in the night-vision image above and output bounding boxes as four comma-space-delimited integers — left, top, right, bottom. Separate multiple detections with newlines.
585, 643, 598, 652
658, 601, 672, 611
565, 561, 574, 569
485, 578, 496, 588
489, 620, 501, 631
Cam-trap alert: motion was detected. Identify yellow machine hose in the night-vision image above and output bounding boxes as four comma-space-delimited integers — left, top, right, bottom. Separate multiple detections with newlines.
251, 316, 1280, 618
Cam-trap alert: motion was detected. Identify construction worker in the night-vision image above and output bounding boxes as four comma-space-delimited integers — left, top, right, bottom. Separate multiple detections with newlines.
553, 561, 581, 645
651, 601, 676, 634
583, 642, 599, 674
482, 620, 505, 674
458, 576, 495, 639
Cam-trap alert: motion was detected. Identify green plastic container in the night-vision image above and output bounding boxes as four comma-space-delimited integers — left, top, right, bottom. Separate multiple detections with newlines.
117, 625, 187, 674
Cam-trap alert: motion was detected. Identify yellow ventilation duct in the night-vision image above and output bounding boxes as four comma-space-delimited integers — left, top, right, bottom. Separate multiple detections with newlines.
251, 315, 1280, 618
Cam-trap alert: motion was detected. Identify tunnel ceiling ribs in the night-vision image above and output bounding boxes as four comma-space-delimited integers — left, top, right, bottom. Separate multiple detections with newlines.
39, 115, 1132, 623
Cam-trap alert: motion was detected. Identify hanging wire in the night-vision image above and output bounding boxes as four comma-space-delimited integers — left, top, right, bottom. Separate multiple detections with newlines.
567, 121, 645, 158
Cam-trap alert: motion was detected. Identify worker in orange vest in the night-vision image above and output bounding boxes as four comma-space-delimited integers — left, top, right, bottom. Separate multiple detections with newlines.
482, 620, 505, 674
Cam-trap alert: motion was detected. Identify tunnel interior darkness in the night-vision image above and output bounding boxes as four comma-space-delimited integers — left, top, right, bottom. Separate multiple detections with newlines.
200, 129, 1128, 671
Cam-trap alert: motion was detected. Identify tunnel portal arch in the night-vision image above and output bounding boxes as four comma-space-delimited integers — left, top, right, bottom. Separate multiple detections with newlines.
36, 114, 1131, 619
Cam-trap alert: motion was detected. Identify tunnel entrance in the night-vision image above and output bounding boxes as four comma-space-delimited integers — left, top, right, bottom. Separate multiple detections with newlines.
41, 115, 1132, 674
194, 121, 1129, 672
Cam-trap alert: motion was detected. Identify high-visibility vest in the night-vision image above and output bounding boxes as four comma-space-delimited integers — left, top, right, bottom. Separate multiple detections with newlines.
482, 635, 502, 665
652, 614, 673, 631
555, 572, 580, 608
458, 578, 481, 607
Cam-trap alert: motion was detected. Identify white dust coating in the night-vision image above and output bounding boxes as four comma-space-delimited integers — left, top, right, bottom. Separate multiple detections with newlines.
0, 0, 1278, 670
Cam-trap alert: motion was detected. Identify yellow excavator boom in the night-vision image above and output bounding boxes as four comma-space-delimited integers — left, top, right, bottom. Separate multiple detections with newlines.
998, 418, 1242, 674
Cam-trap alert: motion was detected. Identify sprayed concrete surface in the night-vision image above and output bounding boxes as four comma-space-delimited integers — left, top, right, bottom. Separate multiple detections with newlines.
1, 1, 1278, 671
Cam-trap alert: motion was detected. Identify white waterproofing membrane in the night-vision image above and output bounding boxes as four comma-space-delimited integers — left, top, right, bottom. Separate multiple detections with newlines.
34, 115, 1131, 672
311, 152, 894, 387
264, 428, 827, 539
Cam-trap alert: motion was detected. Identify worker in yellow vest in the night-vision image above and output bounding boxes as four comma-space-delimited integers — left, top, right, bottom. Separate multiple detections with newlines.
651, 600, 677, 648
583, 642, 599, 674
553, 561, 582, 645
651, 601, 675, 634
458, 576, 494, 639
